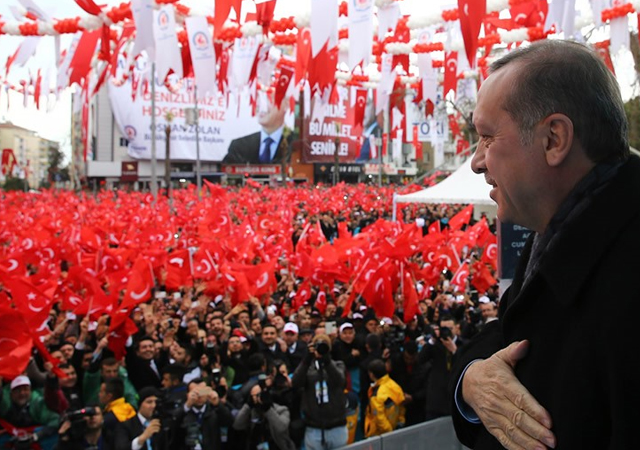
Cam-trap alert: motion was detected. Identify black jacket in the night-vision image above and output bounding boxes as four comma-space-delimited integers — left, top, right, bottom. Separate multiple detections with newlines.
452, 156, 640, 449
291, 354, 347, 429
114, 415, 166, 450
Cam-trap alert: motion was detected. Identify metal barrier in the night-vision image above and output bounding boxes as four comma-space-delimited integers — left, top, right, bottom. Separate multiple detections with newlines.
338, 416, 470, 450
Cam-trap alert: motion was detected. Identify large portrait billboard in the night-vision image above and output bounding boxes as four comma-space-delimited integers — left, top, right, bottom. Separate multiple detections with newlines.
108, 71, 261, 162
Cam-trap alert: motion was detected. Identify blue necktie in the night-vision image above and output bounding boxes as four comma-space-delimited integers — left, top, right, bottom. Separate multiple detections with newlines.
260, 137, 274, 163
143, 420, 152, 450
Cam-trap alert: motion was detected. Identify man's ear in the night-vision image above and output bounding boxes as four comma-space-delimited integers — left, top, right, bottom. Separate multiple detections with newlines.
542, 113, 574, 167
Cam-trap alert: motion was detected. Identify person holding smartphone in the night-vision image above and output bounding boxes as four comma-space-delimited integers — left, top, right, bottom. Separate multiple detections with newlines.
170, 379, 233, 450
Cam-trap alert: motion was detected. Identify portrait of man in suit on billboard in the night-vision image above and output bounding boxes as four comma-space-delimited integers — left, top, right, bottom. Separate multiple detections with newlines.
223, 99, 292, 164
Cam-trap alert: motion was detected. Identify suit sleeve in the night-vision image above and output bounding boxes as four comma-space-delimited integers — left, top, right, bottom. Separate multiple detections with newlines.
449, 319, 505, 448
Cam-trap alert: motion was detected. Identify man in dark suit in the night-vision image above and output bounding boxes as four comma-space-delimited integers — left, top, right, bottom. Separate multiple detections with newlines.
259, 324, 290, 366
283, 322, 308, 370
451, 40, 640, 449
126, 336, 167, 392
114, 387, 163, 450
223, 101, 292, 164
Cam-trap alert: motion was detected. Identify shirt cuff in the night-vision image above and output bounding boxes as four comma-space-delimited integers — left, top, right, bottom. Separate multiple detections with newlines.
132, 436, 144, 450
454, 359, 483, 424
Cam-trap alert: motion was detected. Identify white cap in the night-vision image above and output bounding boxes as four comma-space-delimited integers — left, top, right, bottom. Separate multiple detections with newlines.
240, 336, 248, 343
339, 322, 354, 333
479, 296, 490, 304
353, 312, 364, 320
381, 317, 393, 325
214, 295, 224, 304
10, 376, 31, 390
415, 218, 425, 228
266, 305, 278, 315
283, 323, 299, 334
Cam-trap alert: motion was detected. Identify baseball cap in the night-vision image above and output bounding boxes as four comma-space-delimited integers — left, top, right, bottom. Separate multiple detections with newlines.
353, 312, 364, 320
479, 296, 490, 304
339, 322, 354, 333
283, 323, 299, 334
10, 376, 31, 390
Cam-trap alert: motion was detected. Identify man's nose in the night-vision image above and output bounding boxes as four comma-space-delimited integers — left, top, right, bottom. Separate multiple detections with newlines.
471, 145, 486, 174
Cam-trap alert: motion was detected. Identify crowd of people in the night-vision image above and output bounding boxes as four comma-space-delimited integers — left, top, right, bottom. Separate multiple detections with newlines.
0, 181, 499, 450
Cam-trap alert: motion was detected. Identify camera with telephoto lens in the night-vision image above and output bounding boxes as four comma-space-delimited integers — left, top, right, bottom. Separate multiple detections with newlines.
63, 407, 98, 442
315, 341, 330, 356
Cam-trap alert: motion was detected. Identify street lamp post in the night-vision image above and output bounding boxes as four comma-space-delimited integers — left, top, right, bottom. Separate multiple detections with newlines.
164, 111, 174, 200
150, 63, 158, 202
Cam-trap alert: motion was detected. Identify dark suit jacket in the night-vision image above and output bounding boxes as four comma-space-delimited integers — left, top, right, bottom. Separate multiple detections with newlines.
451, 155, 640, 449
170, 404, 233, 450
286, 340, 308, 371
222, 129, 292, 164
114, 415, 164, 450
125, 351, 167, 392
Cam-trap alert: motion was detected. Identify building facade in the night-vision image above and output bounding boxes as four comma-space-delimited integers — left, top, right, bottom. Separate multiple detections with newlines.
0, 122, 59, 188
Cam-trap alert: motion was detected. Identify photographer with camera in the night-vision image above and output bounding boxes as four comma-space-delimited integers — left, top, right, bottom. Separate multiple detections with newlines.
170, 378, 232, 450
418, 315, 464, 420
114, 387, 164, 450
232, 380, 296, 450
292, 334, 347, 450
55, 406, 104, 450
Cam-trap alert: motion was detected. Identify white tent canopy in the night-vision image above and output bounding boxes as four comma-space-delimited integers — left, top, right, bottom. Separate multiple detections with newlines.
393, 157, 497, 219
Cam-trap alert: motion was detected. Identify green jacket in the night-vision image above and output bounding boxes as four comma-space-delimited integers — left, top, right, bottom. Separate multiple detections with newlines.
83, 366, 139, 408
0, 386, 59, 430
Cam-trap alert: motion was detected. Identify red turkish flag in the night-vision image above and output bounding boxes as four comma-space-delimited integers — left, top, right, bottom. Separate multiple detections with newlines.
256, 0, 277, 33
458, 0, 486, 67
246, 260, 277, 298
108, 311, 139, 360
510, 0, 548, 28
165, 249, 193, 292
293, 279, 312, 310
307, 43, 338, 95
353, 89, 367, 132
443, 51, 458, 97
448, 204, 474, 231
274, 65, 294, 109
193, 249, 219, 280
315, 290, 327, 315
361, 264, 395, 318
214, 0, 242, 39
0, 306, 33, 379
217, 47, 230, 94
120, 256, 154, 310
450, 261, 470, 292
69, 29, 101, 86
471, 261, 497, 294
428, 220, 441, 235
74, 0, 102, 15
435, 245, 461, 273
402, 270, 419, 323
295, 28, 312, 85
3, 277, 53, 333
481, 234, 498, 269
595, 44, 616, 75
412, 124, 422, 161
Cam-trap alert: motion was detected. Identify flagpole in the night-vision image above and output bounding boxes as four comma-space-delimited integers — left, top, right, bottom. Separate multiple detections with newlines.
150, 62, 158, 203
194, 85, 202, 200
